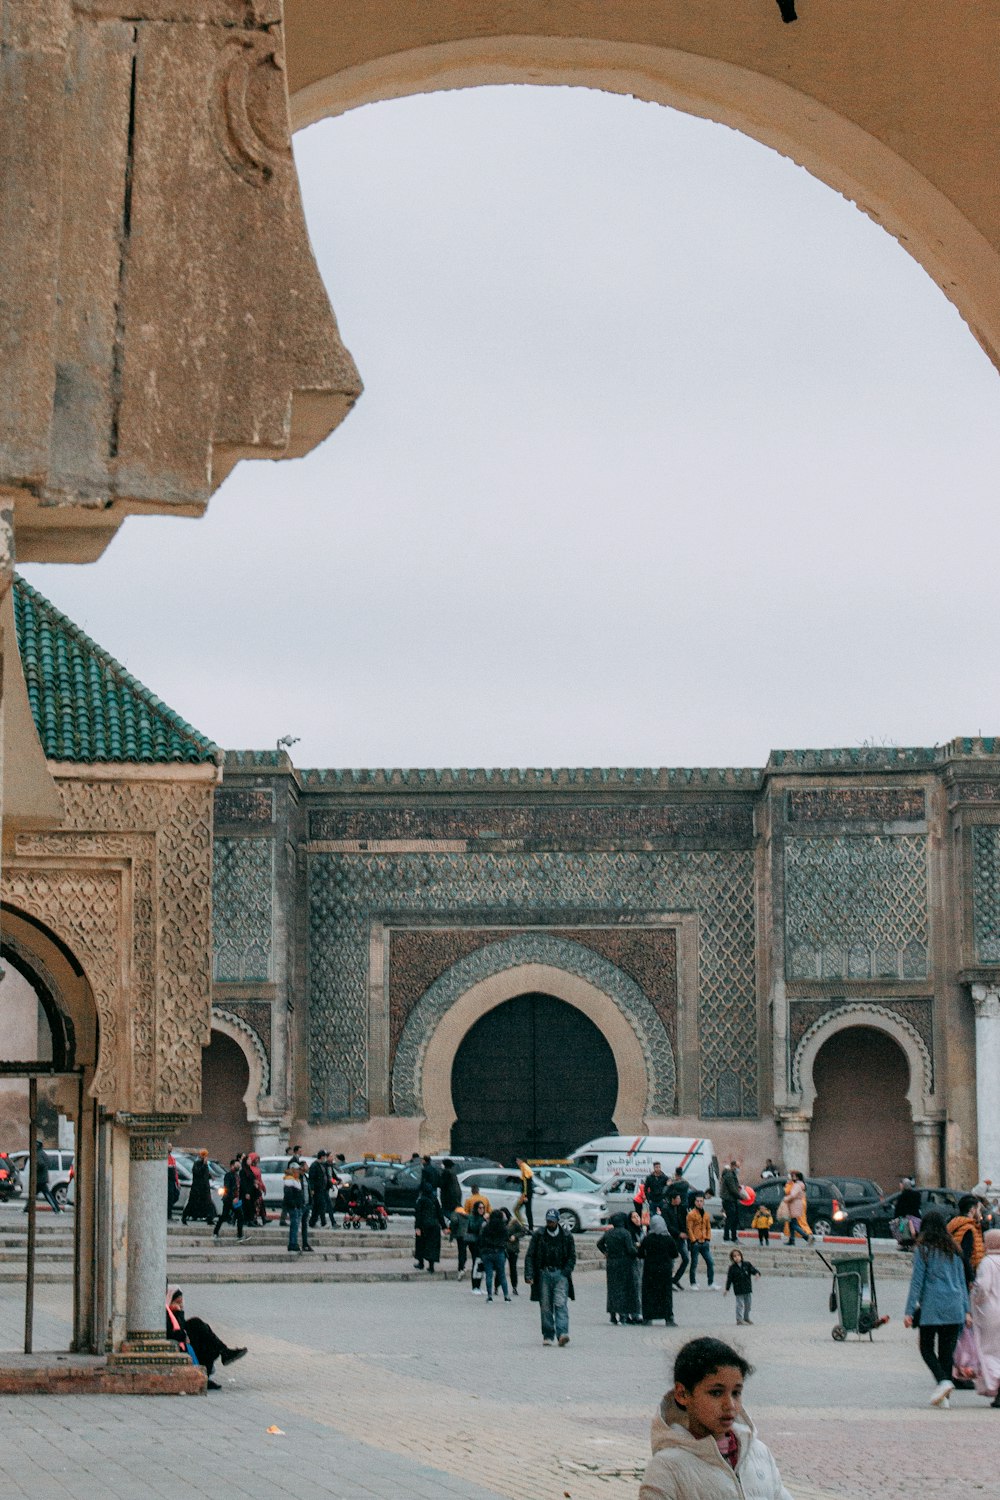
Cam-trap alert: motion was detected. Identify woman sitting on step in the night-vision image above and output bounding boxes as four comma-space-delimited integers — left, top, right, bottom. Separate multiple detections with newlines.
166, 1288, 248, 1391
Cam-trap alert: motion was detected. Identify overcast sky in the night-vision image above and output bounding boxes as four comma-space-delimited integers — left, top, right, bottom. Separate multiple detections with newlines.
22, 86, 1000, 770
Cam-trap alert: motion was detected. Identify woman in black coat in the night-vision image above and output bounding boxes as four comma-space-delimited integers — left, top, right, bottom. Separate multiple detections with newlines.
182, 1149, 215, 1226
501, 1207, 526, 1294
639, 1214, 678, 1325
596, 1213, 640, 1325
413, 1188, 448, 1272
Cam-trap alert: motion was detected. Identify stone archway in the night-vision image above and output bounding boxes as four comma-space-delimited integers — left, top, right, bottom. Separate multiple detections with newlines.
790, 1003, 940, 1185
808, 1027, 914, 1191
285, 4, 1000, 379
393, 940, 671, 1151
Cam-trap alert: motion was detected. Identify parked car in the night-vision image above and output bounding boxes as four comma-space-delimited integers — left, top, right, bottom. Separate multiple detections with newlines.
600, 1172, 723, 1225
0, 1153, 21, 1200
9, 1148, 74, 1206
737, 1177, 847, 1237
819, 1176, 883, 1211
455, 1166, 608, 1233
841, 1186, 965, 1240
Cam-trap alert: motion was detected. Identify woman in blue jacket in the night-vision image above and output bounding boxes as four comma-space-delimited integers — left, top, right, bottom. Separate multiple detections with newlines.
904, 1210, 971, 1408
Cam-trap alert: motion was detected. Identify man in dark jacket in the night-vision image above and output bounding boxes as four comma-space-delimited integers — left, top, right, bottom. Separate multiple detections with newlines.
664, 1188, 690, 1290
524, 1208, 576, 1346
213, 1157, 244, 1240
720, 1159, 742, 1243
439, 1159, 462, 1216
308, 1150, 333, 1228
283, 1150, 312, 1254
643, 1161, 670, 1217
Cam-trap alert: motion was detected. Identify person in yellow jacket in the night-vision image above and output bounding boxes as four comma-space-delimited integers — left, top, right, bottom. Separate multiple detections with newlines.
685, 1194, 716, 1289
751, 1204, 774, 1246
462, 1183, 492, 1216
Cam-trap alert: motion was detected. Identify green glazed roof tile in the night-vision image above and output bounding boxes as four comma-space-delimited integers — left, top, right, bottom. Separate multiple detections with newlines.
12, 574, 219, 766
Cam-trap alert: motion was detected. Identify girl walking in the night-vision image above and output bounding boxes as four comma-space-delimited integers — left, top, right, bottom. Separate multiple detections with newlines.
903, 1210, 971, 1407
724, 1249, 760, 1325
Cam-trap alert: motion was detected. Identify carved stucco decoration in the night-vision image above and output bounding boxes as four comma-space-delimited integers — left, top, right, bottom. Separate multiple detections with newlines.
0, 2, 360, 561
9, 776, 214, 1113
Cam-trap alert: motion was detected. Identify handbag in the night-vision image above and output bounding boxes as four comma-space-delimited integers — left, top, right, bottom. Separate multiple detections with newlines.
911, 1305, 921, 1328
953, 1324, 980, 1379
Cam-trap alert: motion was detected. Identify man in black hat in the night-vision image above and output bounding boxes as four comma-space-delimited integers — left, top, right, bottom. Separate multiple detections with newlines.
524, 1207, 576, 1347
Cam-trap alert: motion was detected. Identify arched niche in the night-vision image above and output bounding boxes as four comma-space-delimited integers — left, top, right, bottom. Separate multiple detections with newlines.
792, 1002, 934, 1121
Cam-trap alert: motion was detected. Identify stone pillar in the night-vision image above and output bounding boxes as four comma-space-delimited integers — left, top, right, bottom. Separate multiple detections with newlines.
778, 1111, 811, 1175
972, 984, 1000, 1181
250, 1118, 286, 1157
913, 1118, 942, 1186
113, 1116, 190, 1368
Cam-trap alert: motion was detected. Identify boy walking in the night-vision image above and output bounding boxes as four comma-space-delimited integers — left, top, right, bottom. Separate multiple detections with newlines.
724, 1249, 761, 1324
751, 1203, 773, 1245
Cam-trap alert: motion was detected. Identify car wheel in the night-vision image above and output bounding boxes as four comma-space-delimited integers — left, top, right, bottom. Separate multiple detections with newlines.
53, 1183, 69, 1207
812, 1217, 833, 1237
558, 1209, 580, 1233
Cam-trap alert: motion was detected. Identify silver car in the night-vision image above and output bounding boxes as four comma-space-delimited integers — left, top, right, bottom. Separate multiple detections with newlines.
456, 1167, 608, 1233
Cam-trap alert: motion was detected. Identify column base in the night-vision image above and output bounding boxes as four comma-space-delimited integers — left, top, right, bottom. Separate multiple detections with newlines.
112, 1333, 192, 1368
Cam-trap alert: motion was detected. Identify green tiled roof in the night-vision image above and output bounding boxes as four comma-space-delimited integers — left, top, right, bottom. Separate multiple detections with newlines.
12, 574, 219, 765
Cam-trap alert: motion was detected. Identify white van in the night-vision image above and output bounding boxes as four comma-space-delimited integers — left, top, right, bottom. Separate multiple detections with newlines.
570, 1136, 718, 1197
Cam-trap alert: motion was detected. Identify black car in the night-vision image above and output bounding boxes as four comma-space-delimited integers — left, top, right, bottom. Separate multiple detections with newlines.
738, 1177, 848, 1237
841, 1186, 964, 1240
819, 1176, 883, 1210
340, 1156, 500, 1215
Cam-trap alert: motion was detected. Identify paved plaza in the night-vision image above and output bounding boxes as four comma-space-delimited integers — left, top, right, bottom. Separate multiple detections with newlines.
0, 1258, 996, 1500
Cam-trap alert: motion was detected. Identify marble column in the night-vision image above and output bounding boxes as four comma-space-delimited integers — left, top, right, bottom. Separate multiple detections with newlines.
972, 984, 1000, 1182
116, 1116, 190, 1365
778, 1112, 811, 1175
913, 1118, 942, 1186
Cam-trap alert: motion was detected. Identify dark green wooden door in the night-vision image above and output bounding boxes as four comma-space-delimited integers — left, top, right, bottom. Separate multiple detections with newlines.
450, 993, 617, 1165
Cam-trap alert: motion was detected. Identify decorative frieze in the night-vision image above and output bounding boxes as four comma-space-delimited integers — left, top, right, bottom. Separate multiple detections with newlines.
786, 788, 924, 823
784, 836, 929, 982
309, 801, 753, 845
215, 788, 274, 825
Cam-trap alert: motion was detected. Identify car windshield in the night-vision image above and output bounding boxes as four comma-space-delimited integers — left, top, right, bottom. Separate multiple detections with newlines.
537, 1167, 602, 1193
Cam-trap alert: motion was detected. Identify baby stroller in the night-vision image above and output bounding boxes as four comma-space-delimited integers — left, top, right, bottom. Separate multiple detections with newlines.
344, 1182, 388, 1231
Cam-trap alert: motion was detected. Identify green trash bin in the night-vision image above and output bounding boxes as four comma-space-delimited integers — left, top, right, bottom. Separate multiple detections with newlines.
831, 1255, 871, 1339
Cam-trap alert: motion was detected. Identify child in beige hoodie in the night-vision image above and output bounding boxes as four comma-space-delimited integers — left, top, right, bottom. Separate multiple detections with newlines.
639, 1337, 792, 1500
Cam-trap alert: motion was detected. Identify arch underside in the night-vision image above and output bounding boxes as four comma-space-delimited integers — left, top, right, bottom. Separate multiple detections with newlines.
287, 19, 1000, 379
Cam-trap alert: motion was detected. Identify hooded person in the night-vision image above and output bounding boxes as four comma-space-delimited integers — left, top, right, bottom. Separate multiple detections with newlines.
412, 1185, 448, 1272
971, 1227, 1000, 1407
639, 1212, 679, 1326
181, 1149, 216, 1226
640, 1337, 792, 1500
165, 1287, 247, 1391
596, 1212, 640, 1325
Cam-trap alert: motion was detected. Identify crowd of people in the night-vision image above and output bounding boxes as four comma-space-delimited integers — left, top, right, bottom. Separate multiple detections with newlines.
903, 1194, 1000, 1409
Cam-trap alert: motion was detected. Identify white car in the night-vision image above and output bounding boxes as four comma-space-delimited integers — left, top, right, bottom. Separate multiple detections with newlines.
9, 1148, 74, 1206
456, 1167, 608, 1233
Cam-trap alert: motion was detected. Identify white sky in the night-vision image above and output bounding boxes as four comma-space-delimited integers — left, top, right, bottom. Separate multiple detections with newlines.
22, 86, 1000, 770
